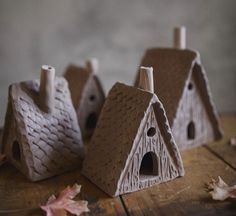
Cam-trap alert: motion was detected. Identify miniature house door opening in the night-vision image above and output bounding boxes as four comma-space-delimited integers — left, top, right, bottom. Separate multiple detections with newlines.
139, 151, 158, 180
12, 140, 21, 162
85, 112, 97, 130
187, 121, 195, 140
86, 93, 98, 130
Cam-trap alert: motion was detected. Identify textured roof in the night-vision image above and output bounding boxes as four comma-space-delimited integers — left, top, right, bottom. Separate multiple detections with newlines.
137, 48, 223, 139
64, 65, 91, 108
64, 64, 104, 108
7, 77, 83, 180
82, 82, 184, 196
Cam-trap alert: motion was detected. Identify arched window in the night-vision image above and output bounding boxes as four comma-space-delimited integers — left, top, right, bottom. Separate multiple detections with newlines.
12, 140, 21, 161
187, 121, 195, 140
86, 112, 97, 129
139, 152, 158, 180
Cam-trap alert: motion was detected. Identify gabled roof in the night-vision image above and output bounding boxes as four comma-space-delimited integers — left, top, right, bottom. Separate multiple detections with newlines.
138, 48, 223, 139
64, 65, 91, 108
64, 64, 104, 108
82, 82, 184, 196
4, 77, 83, 179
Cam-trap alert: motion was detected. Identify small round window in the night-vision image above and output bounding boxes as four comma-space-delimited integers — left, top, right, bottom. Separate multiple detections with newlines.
89, 95, 96, 102
188, 82, 193, 90
147, 127, 156, 137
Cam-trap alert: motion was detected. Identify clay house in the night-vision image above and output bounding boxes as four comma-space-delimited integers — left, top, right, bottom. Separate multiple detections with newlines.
2, 65, 84, 181
82, 67, 184, 197
64, 58, 105, 139
135, 27, 223, 150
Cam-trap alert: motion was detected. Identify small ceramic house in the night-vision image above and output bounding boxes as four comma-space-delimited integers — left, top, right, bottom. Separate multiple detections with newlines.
2, 65, 84, 181
135, 27, 223, 150
64, 58, 105, 138
82, 67, 184, 197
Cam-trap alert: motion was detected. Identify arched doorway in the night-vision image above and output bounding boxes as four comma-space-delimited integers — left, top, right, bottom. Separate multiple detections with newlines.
139, 152, 158, 180
187, 121, 195, 140
12, 140, 21, 161
86, 112, 97, 130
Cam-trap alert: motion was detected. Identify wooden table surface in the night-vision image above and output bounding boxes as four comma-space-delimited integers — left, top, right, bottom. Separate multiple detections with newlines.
0, 114, 236, 216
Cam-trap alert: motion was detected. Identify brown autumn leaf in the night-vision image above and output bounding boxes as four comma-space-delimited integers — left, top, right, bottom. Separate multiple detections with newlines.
207, 176, 236, 201
41, 184, 89, 216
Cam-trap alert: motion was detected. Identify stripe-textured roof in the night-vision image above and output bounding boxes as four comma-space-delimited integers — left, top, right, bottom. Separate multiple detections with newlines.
138, 48, 223, 139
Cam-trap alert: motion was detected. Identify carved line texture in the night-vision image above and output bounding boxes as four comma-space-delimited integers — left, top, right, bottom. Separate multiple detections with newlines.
82, 82, 183, 196
118, 106, 179, 195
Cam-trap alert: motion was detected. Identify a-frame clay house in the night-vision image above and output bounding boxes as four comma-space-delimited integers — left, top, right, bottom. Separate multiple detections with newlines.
135, 27, 223, 150
2, 65, 84, 181
82, 67, 184, 197
64, 58, 105, 138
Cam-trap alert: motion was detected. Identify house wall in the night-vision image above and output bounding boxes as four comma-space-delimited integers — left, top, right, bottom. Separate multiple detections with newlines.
172, 74, 214, 150
2, 105, 30, 179
117, 106, 179, 195
77, 76, 105, 138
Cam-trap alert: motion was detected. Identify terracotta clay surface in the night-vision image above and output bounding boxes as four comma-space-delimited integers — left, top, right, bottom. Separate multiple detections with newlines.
2, 66, 84, 182
64, 59, 105, 139
82, 68, 184, 197
135, 44, 223, 150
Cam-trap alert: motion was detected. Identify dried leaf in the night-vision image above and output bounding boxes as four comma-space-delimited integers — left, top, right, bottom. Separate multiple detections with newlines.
41, 184, 89, 216
207, 176, 236, 200
0, 154, 6, 166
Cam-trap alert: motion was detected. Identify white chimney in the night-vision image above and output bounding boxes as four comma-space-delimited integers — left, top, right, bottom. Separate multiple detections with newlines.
138, 66, 154, 93
39, 65, 55, 113
174, 26, 186, 49
86, 58, 99, 74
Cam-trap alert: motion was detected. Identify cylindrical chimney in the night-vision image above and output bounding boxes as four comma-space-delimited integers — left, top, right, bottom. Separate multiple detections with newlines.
174, 26, 186, 49
138, 66, 154, 93
86, 58, 99, 74
39, 65, 55, 113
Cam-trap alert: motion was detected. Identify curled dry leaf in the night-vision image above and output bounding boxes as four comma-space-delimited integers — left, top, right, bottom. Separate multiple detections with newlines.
0, 154, 6, 166
41, 184, 89, 216
207, 176, 236, 201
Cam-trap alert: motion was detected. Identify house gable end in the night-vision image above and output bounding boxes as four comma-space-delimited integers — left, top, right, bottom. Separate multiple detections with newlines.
2, 93, 30, 178
116, 104, 180, 195
193, 64, 223, 139
77, 75, 105, 137
172, 65, 215, 150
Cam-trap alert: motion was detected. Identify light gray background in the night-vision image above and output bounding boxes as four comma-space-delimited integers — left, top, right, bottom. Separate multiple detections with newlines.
0, 0, 235, 125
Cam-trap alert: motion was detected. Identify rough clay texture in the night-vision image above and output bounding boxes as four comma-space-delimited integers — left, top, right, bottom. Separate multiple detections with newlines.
172, 73, 214, 149
64, 64, 105, 138
82, 82, 184, 197
2, 77, 84, 181
136, 48, 223, 150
